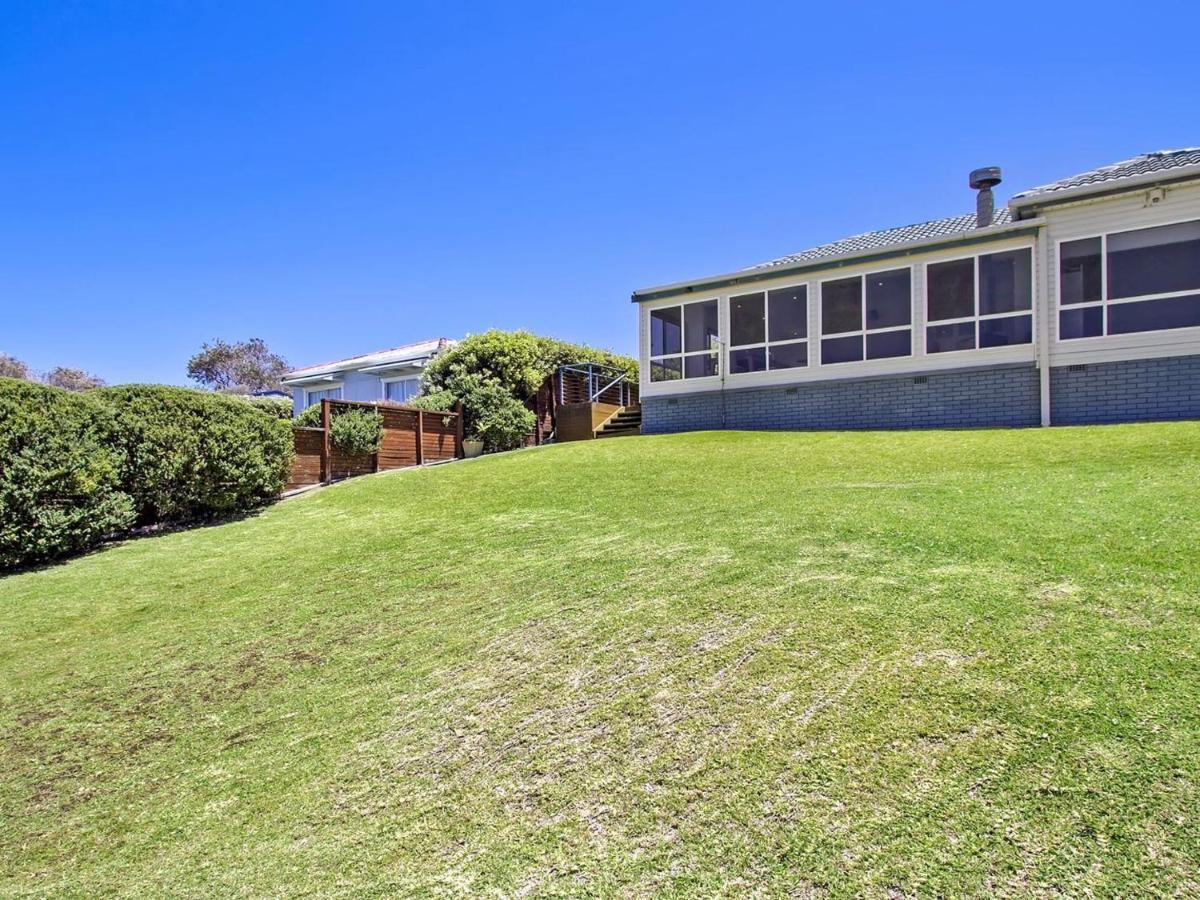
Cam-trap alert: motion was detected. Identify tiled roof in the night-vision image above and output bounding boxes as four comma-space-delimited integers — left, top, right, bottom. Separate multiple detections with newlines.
1010, 148, 1200, 203
747, 209, 1013, 271
284, 338, 454, 380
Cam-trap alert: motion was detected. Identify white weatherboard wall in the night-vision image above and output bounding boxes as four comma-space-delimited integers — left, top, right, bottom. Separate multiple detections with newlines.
1041, 179, 1200, 366
639, 233, 1039, 399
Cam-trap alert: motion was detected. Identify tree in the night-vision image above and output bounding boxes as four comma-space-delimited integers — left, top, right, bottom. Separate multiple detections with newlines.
43, 367, 105, 391
187, 338, 289, 393
0, 354, 30, 381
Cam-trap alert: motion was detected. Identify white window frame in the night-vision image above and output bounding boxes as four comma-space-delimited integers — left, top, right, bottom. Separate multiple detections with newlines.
648, 296, 721, 382
380, 374, 421, 404
1056, 216, 1200, 343
727, 283, 809, 376
304, 383, 343, 406
924, 248, 1035, 356
818, 265, 914, 366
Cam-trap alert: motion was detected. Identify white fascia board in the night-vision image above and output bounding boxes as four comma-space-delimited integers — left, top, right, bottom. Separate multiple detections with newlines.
1010, 170, 1200, 212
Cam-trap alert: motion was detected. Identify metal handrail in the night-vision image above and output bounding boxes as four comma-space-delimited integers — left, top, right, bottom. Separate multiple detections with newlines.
557, 362, 634, 406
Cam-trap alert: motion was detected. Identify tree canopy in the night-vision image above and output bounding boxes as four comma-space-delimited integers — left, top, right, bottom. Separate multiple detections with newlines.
187, 338, 289, 393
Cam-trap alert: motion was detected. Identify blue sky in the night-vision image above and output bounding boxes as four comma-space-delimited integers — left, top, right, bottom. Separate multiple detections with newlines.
2, 1, 1197, 384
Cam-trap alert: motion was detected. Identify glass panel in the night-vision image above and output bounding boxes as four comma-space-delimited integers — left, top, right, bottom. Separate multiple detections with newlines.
1060, 238, 1102, 305
768, 286, 807, 341
307, 387, 342, 404
927, 258, 975, 321
684, 352, 718, 378
980, 249, 1032, 315
730, 293, 765, 347
684, 300, 719, 353
926, 321, 975, 353
1059, 306, 1104, 340
979, 314, 1033, 347
768, 341, 807, 370
865, 268, 911, 329
649, 357, 681, 382
385, 379, 418, 402
821, 277, 862, 334
865, 329, 911, 360
1108, 294, 1200, 335
1108, 220, 1200, 299
729, 347, 766, 374
650, 306, 681, 356
821, 334, 863, 364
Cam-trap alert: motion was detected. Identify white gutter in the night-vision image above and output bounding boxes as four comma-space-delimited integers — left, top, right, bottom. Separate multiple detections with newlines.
1010, 168, 1200, 211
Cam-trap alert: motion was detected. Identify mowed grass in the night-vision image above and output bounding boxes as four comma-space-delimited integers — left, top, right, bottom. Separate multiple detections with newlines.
2, 425, 1199, 897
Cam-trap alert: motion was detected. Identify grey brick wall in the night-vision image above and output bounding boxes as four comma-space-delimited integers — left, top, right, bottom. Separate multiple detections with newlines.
1050, 354, 1200, 425
642, 363, 1041, 433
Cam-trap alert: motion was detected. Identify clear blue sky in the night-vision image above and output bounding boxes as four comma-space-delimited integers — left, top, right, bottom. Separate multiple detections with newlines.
3, 1, 1197, 384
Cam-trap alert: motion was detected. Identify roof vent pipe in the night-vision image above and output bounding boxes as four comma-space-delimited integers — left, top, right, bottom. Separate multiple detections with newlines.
969, 167, 1002, 228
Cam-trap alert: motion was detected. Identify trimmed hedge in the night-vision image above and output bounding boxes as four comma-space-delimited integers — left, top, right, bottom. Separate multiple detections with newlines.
98, 386, 294, 524
0, 378, 135, 569
328, 408, 383, 456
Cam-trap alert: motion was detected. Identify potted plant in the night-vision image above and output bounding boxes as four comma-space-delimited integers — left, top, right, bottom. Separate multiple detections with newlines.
462, 435, 485, 458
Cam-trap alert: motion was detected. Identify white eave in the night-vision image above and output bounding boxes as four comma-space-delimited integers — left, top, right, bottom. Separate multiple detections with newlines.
1009, 167, 1200, 211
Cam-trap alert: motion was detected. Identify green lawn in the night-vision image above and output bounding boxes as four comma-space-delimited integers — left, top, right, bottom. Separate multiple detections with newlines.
2, 425, 1199, 897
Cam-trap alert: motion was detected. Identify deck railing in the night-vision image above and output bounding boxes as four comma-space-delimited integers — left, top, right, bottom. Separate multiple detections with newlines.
557, 362, 637, 408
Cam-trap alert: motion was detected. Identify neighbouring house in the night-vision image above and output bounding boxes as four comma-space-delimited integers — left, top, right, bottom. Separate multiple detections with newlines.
281, 338, 455, 416
632, 148, 1200, 432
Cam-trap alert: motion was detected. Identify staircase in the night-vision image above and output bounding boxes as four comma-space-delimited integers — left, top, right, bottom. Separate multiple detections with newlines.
595, 405, 642, 438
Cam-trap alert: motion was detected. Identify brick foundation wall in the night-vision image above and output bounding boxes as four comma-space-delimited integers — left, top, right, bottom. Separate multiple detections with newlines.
642, 363, 1041, 433
1049, 354, 1200, 425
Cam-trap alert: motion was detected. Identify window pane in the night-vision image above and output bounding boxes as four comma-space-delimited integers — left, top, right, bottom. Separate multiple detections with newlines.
980, 249, 1032, 315
650, 357, 681, 382
650, 306, 681, 356
865, 329, 911, 359
684, 352, 718, 378
927, 258, 975, 321
821, 334, 862, 364
768, 341, 807, 369
308, 387, 342, 404
926, 321, 975, 353
768, 286, 807, 341
1108, 220, 1200, 299
822, 277, 862, 334
730, 292, 765, 346
729, 347, 766, 374
865, 269, 911, 329
979, 314, 1033, 347
1060, 238, 1102, 305
1059, 306, 1103, 340
385, 379, 418, 402
1108, 294, 1200, 335
684, 300, 719, 353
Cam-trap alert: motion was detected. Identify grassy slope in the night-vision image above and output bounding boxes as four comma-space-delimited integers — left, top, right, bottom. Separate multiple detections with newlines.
2, 425, 1199, 897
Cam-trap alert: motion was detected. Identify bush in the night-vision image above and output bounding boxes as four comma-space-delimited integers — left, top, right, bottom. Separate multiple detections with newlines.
294, 403, 323, 428
328, 408, 383, 456
97, 386, 293, 524
423, 330, 637, 401
0, 378, 135, 570
236, 395, 293, 420
463, 381, 536, 451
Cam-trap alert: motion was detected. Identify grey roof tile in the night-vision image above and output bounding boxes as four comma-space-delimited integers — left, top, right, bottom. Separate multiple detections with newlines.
1010, 147, 1200, 202
747, 209, 1013, 271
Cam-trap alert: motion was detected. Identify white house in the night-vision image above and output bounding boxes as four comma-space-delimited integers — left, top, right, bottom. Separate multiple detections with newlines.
631, 148, 1200, 431
281, 338, 454, 416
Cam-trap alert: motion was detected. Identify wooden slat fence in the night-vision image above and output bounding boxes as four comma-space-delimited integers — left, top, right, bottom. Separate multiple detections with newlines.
286, 399, 463, 490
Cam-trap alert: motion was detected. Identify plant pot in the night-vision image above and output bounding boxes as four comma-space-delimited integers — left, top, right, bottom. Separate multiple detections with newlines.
463, 439, 484, 459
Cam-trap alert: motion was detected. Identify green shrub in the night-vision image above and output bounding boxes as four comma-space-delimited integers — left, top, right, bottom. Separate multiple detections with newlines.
294, 403, 324, 428
96, 386, 293, 524
328, 408, 383, 456
406, 389, 458, 413
463, 380, 536, 451
235, 395, 293, 420
423, 330, 637, 401
0, 378, 135, 569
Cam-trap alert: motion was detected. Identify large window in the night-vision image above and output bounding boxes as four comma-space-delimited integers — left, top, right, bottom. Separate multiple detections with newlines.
383, 377, 420, 403
305, 386, 342, 406
1059, 220, 1200, 340
649, 299, 718, 381
819, 268, 912, 364
728, 285, 808, 373
926, 248, 1033, 353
